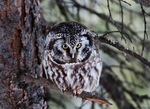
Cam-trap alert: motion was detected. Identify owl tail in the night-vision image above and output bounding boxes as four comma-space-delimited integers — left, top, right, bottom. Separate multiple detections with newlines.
85, 97, 112, 105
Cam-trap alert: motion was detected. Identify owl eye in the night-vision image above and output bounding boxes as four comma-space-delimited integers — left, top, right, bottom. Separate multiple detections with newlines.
76, 43, 81, 49
62, 44, 69, 50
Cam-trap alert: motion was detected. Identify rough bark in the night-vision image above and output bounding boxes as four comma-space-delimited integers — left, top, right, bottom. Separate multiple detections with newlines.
0, 0, 47, 108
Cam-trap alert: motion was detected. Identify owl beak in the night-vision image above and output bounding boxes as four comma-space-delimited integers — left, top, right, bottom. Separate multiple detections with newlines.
70, 49, 76, 59
72, 53, 75, 58
70, 50, 76, 63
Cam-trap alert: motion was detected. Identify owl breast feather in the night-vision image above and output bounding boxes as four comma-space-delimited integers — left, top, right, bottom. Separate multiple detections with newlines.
43, 49, 102, 93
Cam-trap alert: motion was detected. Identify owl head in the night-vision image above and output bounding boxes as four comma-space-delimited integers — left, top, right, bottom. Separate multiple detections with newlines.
45, 21, 96, 64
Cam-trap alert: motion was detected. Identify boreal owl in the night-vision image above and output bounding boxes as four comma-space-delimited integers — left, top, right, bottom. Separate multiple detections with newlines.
42, 21, 102, 95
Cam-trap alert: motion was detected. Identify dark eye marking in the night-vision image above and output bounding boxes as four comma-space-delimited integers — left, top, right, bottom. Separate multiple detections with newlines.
82, 45, 89, 53
54, 47, 62, 55
81, 51, 91, 62
49, 41, 54, 50
49, 38, 65, 50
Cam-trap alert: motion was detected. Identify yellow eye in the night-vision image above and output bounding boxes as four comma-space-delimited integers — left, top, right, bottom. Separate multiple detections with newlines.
76, 43, 81, 49
62, 44, 68, 49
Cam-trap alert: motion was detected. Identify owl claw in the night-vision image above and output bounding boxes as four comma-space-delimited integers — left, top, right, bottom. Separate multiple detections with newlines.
62, 88, 66, 94
76, 93, 79, 98
66, 88, 68, 91
73, 89, 82, 97
62, 89, 64, 94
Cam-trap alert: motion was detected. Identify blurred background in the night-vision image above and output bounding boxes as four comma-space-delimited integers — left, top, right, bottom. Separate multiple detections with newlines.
40, 0, 150, 109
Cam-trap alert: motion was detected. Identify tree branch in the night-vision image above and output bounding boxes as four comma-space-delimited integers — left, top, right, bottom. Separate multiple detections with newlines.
99, 36, 150, 68
20, 74, 112, 105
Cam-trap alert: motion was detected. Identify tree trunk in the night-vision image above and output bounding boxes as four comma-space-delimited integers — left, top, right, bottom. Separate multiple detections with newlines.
0, 0, 47, 108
